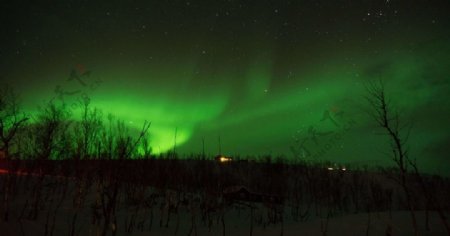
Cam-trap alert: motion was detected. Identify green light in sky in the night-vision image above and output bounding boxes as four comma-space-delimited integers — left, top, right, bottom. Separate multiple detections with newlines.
7, 10, 449, 174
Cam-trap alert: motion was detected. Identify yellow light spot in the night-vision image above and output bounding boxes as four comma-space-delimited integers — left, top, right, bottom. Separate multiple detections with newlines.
217, 156, 232, 162
220, 157, 232, 162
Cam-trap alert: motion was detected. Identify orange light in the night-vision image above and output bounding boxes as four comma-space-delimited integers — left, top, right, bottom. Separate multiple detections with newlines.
219, 156, 232, 162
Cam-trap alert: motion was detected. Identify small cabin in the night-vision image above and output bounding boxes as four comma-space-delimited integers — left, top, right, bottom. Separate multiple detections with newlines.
223, 185, 283, 204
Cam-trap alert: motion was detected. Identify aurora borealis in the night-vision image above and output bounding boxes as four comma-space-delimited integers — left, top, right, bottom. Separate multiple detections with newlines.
1, 1, 450, 174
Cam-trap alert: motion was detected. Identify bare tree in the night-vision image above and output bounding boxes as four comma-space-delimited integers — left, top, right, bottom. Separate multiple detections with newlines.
96, 119, 151, 236
77, 95, 102, 160
33, 101, 71, 161
0, 84, 28, 221
28, 101, 71, 221
365, 80, 419, 235
0, 84, 28, 159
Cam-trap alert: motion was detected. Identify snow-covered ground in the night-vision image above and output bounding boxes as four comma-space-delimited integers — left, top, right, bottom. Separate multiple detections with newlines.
1, 186, 448, 236
1, 162, 449, 236
1, 209, 448, 236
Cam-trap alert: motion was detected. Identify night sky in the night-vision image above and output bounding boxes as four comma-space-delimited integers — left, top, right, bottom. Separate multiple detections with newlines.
1, 1, 449, 174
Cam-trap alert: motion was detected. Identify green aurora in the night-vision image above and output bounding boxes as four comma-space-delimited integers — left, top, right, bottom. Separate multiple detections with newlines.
1, 1, 450, 174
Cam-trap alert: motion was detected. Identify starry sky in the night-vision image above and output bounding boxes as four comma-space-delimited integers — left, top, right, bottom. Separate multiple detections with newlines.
1, 0, 450, 174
